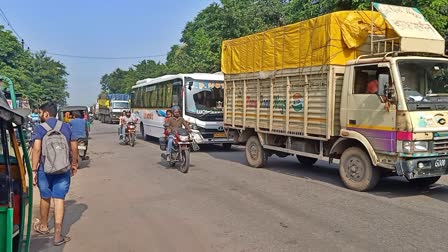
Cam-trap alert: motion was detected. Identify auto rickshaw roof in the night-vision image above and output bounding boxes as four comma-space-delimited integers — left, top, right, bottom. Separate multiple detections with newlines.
0, 91, 26, 126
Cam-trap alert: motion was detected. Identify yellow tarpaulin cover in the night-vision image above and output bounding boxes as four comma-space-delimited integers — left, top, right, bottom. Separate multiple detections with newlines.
221, 11, 393, 74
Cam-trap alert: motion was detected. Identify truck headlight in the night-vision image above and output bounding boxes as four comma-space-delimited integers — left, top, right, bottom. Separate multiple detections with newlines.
402, 141, 428, 153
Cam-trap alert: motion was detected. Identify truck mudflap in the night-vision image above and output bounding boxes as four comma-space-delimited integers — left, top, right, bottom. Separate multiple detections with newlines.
396, 156, 448, 179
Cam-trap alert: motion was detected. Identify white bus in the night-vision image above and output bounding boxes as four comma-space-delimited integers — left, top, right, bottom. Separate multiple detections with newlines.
131, 73, 235, 149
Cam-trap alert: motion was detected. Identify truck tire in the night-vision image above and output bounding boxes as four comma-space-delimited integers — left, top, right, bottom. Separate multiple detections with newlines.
339, 147, 380, 191
407, 176, 440, 187
296, 155, 318, 166
245, 136, 267, 168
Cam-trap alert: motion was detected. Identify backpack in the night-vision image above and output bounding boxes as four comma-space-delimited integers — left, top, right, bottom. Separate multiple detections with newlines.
41, 121, 71, 174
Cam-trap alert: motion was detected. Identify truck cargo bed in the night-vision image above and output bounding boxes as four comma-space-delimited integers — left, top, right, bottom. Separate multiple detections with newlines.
224, 65, 345, 140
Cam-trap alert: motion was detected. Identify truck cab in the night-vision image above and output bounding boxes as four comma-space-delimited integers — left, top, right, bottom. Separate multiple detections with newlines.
339, 55, 448, 186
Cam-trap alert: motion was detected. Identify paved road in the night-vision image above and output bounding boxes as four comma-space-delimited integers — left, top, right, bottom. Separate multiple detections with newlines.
30, 122, 448, 252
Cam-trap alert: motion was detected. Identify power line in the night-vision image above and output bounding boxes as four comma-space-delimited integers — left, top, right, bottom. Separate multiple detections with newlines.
0, 7, 24, 41
40, 51, 168, 60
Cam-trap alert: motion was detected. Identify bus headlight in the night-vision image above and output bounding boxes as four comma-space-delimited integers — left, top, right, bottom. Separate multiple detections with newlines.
402, 141, 428, 153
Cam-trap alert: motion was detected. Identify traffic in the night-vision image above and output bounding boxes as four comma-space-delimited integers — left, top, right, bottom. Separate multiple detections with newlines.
0, 2, 447, 252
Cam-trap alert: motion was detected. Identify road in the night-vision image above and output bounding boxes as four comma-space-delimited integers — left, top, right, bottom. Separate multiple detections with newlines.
30, 122, 448, 252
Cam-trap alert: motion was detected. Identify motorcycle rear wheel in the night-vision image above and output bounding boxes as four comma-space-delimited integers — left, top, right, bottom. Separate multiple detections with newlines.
178, 149, 190, 173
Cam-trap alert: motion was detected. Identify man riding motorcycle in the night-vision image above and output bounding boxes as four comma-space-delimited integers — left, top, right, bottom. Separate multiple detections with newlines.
120, 110, 138, 143
163, 107, 191, 160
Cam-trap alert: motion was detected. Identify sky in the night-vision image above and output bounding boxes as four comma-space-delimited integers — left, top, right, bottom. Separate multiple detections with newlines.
0, 0, 216, 106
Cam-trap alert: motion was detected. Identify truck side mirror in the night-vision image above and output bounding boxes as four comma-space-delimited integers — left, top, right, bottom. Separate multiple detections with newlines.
188, 81, 193, 90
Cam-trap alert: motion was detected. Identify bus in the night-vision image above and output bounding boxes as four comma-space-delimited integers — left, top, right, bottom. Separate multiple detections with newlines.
131, 73, 235, 149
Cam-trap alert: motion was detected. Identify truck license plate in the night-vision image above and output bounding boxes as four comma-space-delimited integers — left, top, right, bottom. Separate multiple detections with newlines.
214, 132, 226, 138
434, 159, 447, 168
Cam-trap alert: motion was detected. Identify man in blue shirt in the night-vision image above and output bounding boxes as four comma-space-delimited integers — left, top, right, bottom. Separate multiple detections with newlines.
29, 108, 40, 123
31, 102, 78, 246
69, 111, 88, 140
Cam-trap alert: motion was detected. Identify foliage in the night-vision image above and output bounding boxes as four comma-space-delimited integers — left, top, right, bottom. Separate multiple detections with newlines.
101, 0, 448, 94
0, 25, 69, 107
100, 60, 167, 93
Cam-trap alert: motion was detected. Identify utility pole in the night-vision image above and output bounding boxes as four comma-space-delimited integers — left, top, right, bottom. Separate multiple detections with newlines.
21, 39, 24, 49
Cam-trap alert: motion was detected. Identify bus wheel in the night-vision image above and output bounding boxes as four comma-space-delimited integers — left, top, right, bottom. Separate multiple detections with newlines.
223, 143, 232, 151
339, 147, 380, 191
140, 123, 146, 140
245, 136, 267, 168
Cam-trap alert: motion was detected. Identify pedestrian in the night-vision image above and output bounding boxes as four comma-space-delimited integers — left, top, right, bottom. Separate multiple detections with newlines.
69, 111, 88, 140
31, 102, 78, 246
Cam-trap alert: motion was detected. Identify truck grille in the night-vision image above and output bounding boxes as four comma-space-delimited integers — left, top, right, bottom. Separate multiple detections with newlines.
433, 136, 448, 155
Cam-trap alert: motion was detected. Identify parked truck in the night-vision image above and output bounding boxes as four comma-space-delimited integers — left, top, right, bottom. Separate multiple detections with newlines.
97, 93, 130, 123
223, 3, 448, 191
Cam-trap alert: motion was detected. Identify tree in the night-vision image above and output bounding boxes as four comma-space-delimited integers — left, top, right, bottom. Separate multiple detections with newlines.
0, 25, 69, 108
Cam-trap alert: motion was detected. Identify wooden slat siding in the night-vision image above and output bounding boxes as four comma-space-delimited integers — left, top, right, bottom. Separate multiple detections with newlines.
234, 80, 244, 126
246, 79, 257, 128
224, 65, 338, 140
256, 79, 260, 131
243, 80, 247, 127
232, 80, 236, 127
304, 74, 309, 136
269, 78, 274, 131
286, 76, 291, 133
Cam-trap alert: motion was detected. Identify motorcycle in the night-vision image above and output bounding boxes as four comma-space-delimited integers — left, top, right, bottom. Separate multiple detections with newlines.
77, 138, 89, 160
160, 128, 192, 173
122, 122, 136, 147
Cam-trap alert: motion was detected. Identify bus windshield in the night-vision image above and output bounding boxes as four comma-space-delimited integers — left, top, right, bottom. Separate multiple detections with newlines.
185, 80, 224, 119
398, 59, 448, 111
112, 101, 130, 109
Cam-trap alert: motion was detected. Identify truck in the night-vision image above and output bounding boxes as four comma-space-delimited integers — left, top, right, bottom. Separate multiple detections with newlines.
97, 93, 130, 123
223, 3, 448, 191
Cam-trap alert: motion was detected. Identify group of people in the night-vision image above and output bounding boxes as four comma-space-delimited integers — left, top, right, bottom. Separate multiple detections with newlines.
63, 111, 90, 140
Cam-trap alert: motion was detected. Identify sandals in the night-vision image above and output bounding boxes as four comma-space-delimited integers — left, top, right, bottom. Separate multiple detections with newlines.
54, 236, 71, 246
33, 218, 72, 246
33, 219, 50, 235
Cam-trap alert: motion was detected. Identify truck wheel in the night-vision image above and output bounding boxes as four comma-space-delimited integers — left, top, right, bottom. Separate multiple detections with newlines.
339, 147, 380, 191
245, 136, 267, 168
296, 155, 318, 166
407, 176, 440, 187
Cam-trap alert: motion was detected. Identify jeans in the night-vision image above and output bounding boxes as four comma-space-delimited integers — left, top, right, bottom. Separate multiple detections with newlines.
166, 134, 175, 154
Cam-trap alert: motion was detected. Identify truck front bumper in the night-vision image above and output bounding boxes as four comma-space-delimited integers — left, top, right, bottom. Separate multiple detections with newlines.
397, 156, 448, 179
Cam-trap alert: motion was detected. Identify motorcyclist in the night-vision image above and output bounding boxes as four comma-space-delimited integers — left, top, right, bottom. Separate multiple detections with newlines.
120, 110, 138, 143
163, 107, 191, 160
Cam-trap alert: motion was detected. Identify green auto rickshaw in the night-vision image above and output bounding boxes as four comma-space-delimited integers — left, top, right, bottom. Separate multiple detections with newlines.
0, 76, 33, 252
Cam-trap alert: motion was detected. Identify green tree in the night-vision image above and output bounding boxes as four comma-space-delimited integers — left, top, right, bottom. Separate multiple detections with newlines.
0, 25, 69, 107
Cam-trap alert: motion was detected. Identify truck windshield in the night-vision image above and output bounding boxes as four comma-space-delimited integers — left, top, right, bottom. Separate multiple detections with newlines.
185, 80, 224, 120
398, 59, 448, 111
112, 101, 130, 109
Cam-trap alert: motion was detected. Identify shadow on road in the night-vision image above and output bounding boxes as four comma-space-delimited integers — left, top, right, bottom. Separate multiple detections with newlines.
207, 148, 448, 201
30, 200, 88, 252
372, 177, 448, 202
